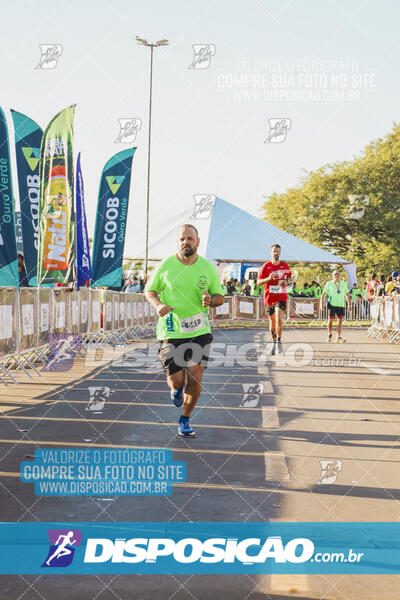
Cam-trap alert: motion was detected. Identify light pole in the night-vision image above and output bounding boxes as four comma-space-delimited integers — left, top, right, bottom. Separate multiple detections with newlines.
136, 36, 168, 282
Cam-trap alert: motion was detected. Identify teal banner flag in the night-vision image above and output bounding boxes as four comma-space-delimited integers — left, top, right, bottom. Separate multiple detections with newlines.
91, 147, 136, 287
0, 107, 18, 287
11, 110, 43, 285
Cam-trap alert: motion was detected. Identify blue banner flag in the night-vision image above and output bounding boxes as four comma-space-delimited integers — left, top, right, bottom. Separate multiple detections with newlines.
75, 152, 91, 288
11, 110, 43, 285
91, 147, 136, 287
0, 107, 18, 287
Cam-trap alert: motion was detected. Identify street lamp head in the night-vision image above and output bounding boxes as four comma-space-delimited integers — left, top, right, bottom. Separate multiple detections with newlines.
136, 36, 169, 47
136, 36, 150, 46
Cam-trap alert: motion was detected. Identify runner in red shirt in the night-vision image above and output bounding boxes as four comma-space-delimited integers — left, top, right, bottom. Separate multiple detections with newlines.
257, 243, 291, 355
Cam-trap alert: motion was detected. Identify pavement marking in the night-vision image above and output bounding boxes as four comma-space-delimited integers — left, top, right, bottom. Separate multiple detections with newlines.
41, 389, 274, 399
2, 400, 266, 411
0, 415, 271, 432
262, 406, 280, 428
83, 378, 274, 392
264, 452, 290, 482
0, 439, 266, 457
0, 471, 273, 493
268, 518, 310, 594
363, 362, 392, 376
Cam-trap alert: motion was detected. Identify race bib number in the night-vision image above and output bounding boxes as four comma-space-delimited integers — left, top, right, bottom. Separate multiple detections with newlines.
179, 312, 207, 333
269, 285, 282, 294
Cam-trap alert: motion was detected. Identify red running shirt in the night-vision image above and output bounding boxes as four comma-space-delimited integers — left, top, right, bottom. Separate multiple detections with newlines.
259, 261, 291, 305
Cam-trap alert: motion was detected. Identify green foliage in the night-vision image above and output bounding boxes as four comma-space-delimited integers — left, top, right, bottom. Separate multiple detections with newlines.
261, 124, 400, 279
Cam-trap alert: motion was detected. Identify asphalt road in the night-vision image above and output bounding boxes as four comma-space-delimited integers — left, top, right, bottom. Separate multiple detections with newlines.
0, 327, 399, 599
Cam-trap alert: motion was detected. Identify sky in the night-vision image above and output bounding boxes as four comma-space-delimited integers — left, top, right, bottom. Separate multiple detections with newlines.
1, 0, 399, 257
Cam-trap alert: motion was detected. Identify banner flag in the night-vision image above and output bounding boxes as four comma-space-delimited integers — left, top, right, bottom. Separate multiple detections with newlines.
75, 152, 91, 289
11, 110, 43, 285
37, 105, 75, 285
91, 147, 136, 287
0, 107, 19, 288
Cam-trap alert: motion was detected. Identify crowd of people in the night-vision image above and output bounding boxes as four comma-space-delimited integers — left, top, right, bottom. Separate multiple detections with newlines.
221, 272, 400, 303
221, 276, 335, 300
365, 271, 400, 299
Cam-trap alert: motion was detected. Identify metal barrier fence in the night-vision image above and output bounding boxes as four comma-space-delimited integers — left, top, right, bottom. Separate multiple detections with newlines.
209, 295, 372, 327
0, 289, 392, 384
367, 296, 400, 343
0, 288, 156, 385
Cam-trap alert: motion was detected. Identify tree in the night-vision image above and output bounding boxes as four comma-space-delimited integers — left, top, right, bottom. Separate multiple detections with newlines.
261, 124, 400, 278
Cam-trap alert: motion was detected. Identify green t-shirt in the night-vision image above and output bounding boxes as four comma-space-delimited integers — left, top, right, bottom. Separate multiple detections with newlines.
323, 280, 349, 307
351, 287, 361, 300
313, 286, 322, 298
145, 255, 224, 340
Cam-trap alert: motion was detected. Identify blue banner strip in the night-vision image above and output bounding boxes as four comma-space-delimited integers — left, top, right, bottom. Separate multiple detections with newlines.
0, 522, 399, 574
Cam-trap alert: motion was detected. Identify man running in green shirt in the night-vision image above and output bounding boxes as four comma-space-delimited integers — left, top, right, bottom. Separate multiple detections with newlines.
145, 224, 224, 437
320, 270, 351, 343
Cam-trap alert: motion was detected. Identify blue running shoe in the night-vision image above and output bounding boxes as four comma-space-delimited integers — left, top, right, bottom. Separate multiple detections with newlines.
170, 387, 184, 407
178, 416, 195, 437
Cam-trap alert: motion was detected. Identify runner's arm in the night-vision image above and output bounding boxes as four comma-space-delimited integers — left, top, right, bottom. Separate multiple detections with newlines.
202, 290, 224, 307
210, 293, 224, 307
145, 290, 173, 316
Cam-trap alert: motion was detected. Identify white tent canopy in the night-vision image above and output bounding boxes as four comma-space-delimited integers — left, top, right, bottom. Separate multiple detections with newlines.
131, 196, 350, 266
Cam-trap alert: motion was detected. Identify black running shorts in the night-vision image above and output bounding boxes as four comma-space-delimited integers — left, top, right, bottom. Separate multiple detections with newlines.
265, 300, 287, 317
328, 304, 345, 319
158, 333, 213, 376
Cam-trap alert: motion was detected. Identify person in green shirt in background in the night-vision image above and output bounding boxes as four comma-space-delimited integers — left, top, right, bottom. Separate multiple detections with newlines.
350, 283, 362, 301
313, 282, 322, 298
221, 279, 228, 295
235, 279, 243, 294
300, 283, 312, 297
145, 224, 225, 437
287, 280, 300, 296
320, 269, 351, 343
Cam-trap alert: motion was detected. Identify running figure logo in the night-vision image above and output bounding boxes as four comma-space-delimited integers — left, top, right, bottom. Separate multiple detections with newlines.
35, 44, 63, 69
86, 386, 110, 411
115, 118, 142, 143
265, 118, 291, 143
318, 460, 342, 484
188, 44, 216, 69
240, 383, 264, 408
191, 195, 216, 219
347, 195, 370, 220
42, 529, 82, 567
